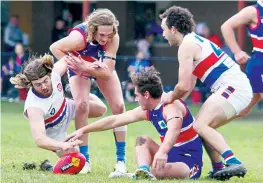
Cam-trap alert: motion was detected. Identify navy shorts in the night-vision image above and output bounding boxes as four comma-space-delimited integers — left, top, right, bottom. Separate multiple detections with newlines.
167, 147, 203, 179
246, 53, 263, 93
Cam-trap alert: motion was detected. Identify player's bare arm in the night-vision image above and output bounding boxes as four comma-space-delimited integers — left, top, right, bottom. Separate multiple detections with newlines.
181, 74, 197, 101
164, 42, 198, 103
52, 56, 68, 77
67, 106, 146, 142
50, 30, 86, 59
221, 6, 257, 64
66, 34, 120, 80
27, 107, 81, 151
221, 6, 257, 54
152, 102, 184, 170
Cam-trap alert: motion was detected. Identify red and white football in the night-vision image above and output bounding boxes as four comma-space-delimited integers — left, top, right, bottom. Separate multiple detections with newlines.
53, 152, 86, 174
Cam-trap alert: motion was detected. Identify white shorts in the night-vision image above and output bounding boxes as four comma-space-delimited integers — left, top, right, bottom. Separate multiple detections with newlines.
211, 64, 253, 115
47, 99, 76, 142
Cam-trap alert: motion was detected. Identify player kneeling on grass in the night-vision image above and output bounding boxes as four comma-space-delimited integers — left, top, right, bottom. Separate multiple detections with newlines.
10, 54, 107, 173
67, 67, 203, 180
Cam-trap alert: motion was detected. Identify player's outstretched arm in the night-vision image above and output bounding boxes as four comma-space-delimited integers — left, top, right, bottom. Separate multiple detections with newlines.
50, 30, 86, 59
221, 6, 256, 63
27, 107, 82, 151
152, 102, 184, 170
66, 106, 146, 141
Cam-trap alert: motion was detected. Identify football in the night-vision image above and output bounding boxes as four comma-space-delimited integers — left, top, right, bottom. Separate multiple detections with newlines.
53, 152, 86, 174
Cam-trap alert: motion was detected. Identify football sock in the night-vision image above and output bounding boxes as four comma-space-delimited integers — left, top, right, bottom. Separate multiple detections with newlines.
221, 150, 241, 165
212, 161, 224, 172
116, 142, 126, 162
139, 165, 150, 172
80, 145, 89, 162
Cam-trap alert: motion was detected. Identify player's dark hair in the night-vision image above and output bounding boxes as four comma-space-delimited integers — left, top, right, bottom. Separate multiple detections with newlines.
131, 66, 163, 99
160, 6, 195, 34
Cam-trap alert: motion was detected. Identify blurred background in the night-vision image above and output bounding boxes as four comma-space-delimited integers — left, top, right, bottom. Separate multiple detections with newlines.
1, 0, 262, 109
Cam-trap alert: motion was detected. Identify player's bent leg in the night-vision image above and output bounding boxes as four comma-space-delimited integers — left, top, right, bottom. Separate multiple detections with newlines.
193, 94, 247, 180
96, 71, 126, 139
96, 71, 127, 177
132, 136, 159, 180
210, 94, 260, 129
88, 93, 107, 118
69, 76, 91, 171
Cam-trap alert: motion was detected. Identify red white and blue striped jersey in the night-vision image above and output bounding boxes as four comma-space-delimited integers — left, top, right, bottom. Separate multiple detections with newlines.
248, 1, 263, 54
185, 32, 237, 88
146, 100, 201, 149
67, 23, 106, 62
24, 72, 67, 131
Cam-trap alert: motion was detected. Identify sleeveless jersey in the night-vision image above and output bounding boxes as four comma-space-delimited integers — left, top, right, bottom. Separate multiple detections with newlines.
67, 23, 106, 63
24, 72, 68, 137
146, 100, 201, 149
248, 1, 263, 55
184, 32, 238, 89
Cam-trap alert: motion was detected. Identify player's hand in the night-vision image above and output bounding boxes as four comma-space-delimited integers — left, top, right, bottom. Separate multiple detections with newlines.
66, 54, 91, 74
152, 151, 168, 171
234, 51, 250, 65
65, 129, 85, 143
161, 91, 174, 104
60, 140, 83, 151
89, 61, 108, 70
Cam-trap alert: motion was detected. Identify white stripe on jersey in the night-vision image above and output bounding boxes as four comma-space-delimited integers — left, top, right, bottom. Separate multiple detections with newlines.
250, 34, 263, 40
200, 54, 229, 82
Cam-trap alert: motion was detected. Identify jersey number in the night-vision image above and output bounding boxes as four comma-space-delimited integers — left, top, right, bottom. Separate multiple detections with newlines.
210, 42, 223, 57
50, 108, 56, 115
194, 35, 223, 57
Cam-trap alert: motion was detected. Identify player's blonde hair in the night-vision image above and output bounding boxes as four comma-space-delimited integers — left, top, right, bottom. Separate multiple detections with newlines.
84, 8, 119, 42
10, 54, 54, 88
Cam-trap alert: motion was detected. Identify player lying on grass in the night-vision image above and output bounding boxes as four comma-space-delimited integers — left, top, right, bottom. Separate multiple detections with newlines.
10, 54, 107, 172
67, 67, 203, 180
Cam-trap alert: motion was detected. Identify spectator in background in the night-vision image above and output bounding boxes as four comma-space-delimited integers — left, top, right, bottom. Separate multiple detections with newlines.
1, 57, 18, 101
4, 15, 23, 52
15, 43, 27, 70
136, 34, 151, 59
125, 51, 151, 102
14, 43, 28, 101
52, 18, 67, 42
196, 22, 223, 48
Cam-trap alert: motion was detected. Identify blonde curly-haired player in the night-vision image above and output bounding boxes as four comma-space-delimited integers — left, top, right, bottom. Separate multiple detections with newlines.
50, 9, 127, 177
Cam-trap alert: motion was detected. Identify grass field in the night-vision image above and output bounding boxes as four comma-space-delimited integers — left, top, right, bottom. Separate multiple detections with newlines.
1, 101, 263, 183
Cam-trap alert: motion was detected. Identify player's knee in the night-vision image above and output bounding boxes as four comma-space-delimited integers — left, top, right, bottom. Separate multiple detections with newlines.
96, 103, 107, 117
178, 170, 190, 179
135, 136, 150, 146
111, 102, 125, 114
76, 101, 88, 115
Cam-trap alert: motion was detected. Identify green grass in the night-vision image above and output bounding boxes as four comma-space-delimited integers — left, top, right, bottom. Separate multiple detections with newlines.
1, 101, 263, 183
